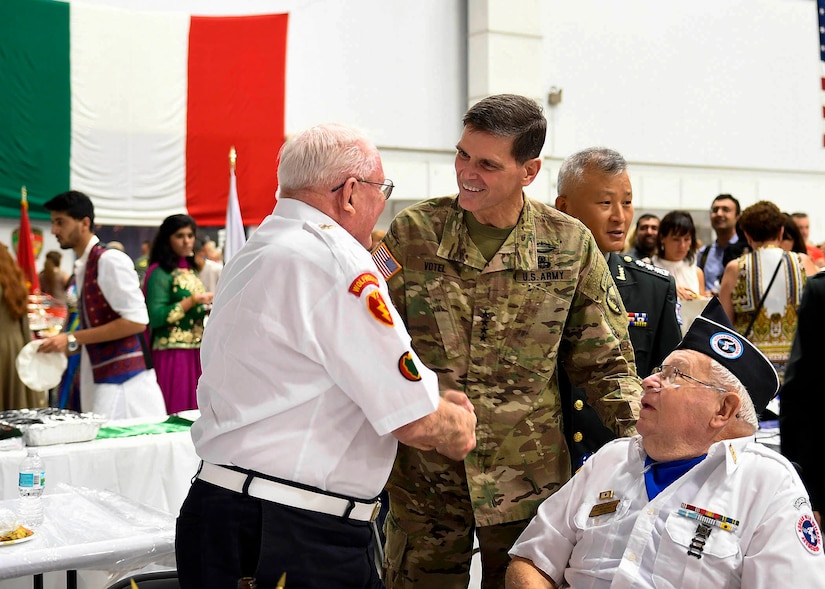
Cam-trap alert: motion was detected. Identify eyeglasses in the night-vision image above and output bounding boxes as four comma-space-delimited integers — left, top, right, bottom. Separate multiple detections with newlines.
330, 178, 394, 200
650, 364, 727, 393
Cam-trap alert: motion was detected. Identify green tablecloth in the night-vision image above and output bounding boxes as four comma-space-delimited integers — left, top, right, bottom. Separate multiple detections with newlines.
96, 415, 193, 439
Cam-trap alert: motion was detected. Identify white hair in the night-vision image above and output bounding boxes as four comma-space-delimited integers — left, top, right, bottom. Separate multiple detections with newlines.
708, 358, 759, 433
277, 123, 379, 193
557, 147, 627, 195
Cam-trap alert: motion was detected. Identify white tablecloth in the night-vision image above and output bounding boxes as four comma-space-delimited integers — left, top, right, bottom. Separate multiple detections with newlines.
0, 426, 200, 515
0, 485, 176, 581
0, 421, 200, 589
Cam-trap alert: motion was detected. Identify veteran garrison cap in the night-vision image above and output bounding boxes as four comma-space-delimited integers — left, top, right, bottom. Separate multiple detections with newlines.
676, 297, 779, 414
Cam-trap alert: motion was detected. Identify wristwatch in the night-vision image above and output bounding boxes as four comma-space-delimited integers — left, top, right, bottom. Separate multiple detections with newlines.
67, 334, 79, 353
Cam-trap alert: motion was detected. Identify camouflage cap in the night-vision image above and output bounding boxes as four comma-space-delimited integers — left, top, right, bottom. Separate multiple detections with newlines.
676, 297, 779, 413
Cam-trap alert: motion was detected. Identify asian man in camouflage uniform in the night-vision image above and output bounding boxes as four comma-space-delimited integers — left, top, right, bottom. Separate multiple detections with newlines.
372, 94, 643, 589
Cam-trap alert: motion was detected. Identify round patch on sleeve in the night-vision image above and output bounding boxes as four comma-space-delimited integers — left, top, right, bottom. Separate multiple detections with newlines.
398, 352, 422, 381
606, 282, 622, 315
796, 514, 822, 554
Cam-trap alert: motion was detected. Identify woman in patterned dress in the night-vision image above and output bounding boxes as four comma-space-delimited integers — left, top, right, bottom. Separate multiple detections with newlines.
719, 201, 807, 384
144, 215, 213, 413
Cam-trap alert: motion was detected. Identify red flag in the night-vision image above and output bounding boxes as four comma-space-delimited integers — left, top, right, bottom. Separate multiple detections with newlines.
185, 14, 287, 226
17, 188, 40, 294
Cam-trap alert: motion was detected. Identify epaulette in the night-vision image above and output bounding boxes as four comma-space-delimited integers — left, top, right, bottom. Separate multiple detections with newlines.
305, 221, 347, 248
622, 255, 671, 279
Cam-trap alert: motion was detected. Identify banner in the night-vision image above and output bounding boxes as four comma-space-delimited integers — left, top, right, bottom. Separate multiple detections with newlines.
0, 0, 287, 226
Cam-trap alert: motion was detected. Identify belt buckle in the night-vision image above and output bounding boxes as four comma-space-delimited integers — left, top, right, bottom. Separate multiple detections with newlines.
370, 499, 382, 523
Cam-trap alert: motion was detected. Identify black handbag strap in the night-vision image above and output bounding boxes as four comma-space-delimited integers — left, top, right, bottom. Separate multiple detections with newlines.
744, 252, 786, 338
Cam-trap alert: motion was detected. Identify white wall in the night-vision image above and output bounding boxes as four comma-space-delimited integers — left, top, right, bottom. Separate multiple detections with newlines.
5, 0, 825, 266
542, 0, 822, 171
539, 0, 825, 240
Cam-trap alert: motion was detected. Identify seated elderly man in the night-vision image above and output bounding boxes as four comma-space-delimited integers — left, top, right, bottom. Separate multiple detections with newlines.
507, 297, 825, 588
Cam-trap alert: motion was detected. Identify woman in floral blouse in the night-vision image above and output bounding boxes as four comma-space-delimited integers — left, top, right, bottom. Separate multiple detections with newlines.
144, 214, 213, 413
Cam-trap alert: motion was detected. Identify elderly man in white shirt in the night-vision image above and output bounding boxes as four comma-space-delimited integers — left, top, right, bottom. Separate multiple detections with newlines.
507, 297, 825, 588
176, 124, 478, 589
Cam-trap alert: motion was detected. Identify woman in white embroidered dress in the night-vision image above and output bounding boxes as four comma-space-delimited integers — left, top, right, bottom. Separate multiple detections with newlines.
651, 210, 706, 300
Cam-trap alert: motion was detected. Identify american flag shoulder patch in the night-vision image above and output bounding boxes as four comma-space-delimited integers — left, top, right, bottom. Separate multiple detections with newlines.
371, 243, 402, 280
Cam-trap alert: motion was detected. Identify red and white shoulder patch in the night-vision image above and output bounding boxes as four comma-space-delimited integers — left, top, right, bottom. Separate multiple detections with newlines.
796, 514, 822, 555
348, 272, 380, 297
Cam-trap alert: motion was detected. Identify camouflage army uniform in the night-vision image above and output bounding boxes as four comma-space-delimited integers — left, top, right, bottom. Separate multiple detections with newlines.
377, 195, 642, 589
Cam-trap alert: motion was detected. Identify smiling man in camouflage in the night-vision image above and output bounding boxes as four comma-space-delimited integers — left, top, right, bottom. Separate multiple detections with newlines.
373, 94, 643, 589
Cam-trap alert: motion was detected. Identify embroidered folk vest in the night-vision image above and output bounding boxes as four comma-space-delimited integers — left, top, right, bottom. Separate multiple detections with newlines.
81, 244, 147, 384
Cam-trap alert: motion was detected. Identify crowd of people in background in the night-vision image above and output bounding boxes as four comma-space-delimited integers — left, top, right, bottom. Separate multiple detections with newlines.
1, 194, 228, 415
623, 198, 824, 383
6, 189, 825, 417
1, 96, 825, 586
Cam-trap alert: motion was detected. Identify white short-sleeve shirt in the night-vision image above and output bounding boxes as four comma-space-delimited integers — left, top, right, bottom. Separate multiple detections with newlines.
510, 435, 825, 588
191, 199, 440, 499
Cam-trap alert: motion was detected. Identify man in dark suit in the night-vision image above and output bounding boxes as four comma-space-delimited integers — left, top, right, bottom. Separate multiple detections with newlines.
780, 271, 825, 527
555, 147, 682, 469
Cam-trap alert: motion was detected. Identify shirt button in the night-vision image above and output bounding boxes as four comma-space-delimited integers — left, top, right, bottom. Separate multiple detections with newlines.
573, 432, 583, 443
574, 400, 584, 410
627, 553, 637, 562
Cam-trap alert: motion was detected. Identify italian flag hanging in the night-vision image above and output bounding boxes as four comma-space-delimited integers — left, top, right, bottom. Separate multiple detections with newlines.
0, 0, 288, 226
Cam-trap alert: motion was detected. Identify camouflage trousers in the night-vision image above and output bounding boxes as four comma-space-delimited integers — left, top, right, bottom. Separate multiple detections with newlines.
382, 494, 530, 589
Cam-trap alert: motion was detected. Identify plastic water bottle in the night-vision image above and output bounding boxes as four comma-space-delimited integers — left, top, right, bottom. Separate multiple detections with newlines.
18, 448, 45, 528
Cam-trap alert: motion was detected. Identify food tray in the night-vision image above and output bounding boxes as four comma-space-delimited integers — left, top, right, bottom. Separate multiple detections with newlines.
0, 409, 107, 447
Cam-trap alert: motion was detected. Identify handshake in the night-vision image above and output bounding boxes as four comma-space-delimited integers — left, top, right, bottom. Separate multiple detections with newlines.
393, 389, 477, 462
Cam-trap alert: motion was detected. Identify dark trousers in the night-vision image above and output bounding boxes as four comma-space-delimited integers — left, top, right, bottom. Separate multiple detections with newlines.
176, 480, 384, 589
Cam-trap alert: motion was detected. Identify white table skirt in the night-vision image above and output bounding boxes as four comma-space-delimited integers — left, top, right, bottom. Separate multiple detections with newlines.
0, 425, 200, 516
0, 421, 200, 589
0, 485, 176, 581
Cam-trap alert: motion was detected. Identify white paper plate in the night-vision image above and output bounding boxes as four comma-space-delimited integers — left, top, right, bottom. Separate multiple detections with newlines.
0, 528, 34, 546
15, 340, 68, 392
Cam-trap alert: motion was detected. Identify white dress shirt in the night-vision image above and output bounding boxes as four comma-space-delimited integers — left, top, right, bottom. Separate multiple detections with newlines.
75, 236, 166, 419
510, 435, 825, 588
192, 199, 440, 499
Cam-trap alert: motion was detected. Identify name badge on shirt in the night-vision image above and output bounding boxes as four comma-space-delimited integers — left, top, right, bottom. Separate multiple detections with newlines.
517, 269, 572, 282
589, 499, 620, 517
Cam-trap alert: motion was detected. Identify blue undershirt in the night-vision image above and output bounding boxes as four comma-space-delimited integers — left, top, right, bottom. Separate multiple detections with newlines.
644, 455, 707, 500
